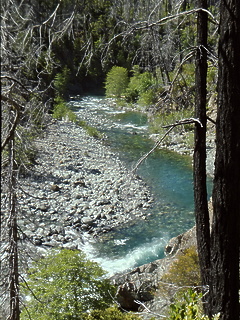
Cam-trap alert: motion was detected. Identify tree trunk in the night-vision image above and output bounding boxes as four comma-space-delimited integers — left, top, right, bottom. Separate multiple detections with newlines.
8, 136, 20, 320
210, 0, 240, 319
193, 0, 211, 314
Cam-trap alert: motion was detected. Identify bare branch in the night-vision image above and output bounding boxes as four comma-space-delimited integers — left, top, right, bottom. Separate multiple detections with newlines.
1, 76, 32, 93
132, 118, 202, 173
134, 8, 219, 31
1, 110, 19, 152
134, 299, 167, 318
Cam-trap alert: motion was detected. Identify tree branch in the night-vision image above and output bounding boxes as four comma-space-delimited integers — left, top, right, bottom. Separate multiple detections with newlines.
1, 76, 32, 93
132, 118, 202, 173
1, 95, 24, 152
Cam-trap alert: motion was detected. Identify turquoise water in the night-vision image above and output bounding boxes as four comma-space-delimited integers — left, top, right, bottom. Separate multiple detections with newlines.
71, 96, 211, 275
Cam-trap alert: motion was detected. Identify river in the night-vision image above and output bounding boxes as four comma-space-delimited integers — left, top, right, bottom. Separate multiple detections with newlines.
70, 96, 211, 275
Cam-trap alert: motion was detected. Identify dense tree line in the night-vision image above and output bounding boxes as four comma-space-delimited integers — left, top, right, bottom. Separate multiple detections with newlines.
1, 0, 239, 319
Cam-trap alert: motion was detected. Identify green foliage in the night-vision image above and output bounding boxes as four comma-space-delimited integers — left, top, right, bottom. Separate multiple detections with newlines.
20, 249, 116, 320
163, 247, 201, 288
168, 289, 220, 320
52, 97, 78, 122
149, 108, 194, 134
169, 63, 196, 110
169, 289, 201, 320
54, 66, 71, 98
105, 65, 158, 106
83, 305, 142, 320
138, 88, 157, 106
125, 66, 157, 105
105, 66, 129, 97
207, 66, 217, 93
52, 100, 102, 138
78, 120, 103, 139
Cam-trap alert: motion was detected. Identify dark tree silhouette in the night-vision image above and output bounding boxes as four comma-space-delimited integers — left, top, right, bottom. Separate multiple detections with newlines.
193, 0, 211, 315
210, 0, 240, 318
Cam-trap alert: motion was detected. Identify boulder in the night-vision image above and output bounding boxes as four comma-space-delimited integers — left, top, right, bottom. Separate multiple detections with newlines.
111, 227, 197, 314
165, 226, 197, 257
116, 282, 139, 311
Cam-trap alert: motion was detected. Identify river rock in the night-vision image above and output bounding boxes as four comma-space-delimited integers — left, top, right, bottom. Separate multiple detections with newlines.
111, 226, 197, 318
13, 118, 153, 253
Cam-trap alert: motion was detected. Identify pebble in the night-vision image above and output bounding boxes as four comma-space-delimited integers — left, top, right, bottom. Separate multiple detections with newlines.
17, 119, 153, 251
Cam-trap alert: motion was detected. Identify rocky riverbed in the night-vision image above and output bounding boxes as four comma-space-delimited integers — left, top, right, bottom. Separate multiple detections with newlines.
17, 118, 154, 252
1, 97, 217, 319
13, 116, 202, 319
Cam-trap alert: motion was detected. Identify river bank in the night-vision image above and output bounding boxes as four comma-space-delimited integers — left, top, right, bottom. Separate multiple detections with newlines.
106, 97, 216, 177
16, 97, 216, 318
18, 117, 154, 253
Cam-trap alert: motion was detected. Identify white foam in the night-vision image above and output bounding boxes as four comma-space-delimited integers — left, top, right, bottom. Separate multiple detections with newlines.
81, 236, 168, 276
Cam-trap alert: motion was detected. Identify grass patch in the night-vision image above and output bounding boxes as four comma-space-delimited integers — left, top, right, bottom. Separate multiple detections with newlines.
52, 97, 78, 123
149, 108, 194, 135
149, 108, 195, 150
53, 98, 102, 139
77, 120, 103, 139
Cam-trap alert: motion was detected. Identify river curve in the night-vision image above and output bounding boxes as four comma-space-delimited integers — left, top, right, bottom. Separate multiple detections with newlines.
70, 96, 205, 274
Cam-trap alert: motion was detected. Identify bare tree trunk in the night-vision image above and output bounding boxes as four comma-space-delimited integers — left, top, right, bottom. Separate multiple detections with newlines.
7, 124, 20, 320
210, 0, 240, 319
193, 1, 211, 315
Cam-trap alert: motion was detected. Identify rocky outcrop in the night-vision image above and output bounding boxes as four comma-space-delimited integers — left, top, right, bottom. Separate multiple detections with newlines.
111, 226, 197, 318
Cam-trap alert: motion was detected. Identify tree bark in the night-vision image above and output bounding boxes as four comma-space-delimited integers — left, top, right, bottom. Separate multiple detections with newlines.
8, 136, 20, 320
210, 0, 240, 319
193, 0, 211, 314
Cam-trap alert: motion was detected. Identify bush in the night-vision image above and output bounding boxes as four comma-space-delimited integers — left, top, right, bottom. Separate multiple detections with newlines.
52, 96, 78, 122
168, 289, 220, 320
54, 66, 70, 99
21, 249, 116, 320
125, 65, 157, 105
105, 66, 129, 97
163, 246, 201, 288
83, 305, 142, 320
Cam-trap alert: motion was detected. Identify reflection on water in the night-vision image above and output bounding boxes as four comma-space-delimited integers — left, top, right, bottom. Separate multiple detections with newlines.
71, 96, 211, 275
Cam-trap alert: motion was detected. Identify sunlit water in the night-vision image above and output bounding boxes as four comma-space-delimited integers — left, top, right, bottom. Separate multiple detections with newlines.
70, 96, 211, 275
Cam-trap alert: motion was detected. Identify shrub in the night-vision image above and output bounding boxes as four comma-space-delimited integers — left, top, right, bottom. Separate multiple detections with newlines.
54, 66, 70, 98
21, 249, 116, 320
138, 88, 157, 106
125, 65, 157, 105
105, 66, 129, 97
52, 96, 78, 122
163, 246, 201, 288
168, 289, 220, 320
83, 305, 142, 320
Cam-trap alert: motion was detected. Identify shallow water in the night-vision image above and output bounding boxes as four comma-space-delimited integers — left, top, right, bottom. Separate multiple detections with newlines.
71, 96, 211, 275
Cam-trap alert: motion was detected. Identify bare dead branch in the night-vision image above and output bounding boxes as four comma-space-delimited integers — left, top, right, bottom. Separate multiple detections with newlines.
134, 299, 167, 318
132, 118, 203, 173
135, 8, 219, 31
206, 116, 216, 125
1, 110, 19, 152
1, 76, 32, 93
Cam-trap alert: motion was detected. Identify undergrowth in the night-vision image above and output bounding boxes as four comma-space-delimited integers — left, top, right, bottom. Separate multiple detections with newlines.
149, 108, 194, 135
52, 97, 102, 139
163, 246, 201, 288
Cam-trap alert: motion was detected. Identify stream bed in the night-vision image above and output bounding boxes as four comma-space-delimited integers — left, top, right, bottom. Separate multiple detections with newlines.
69, 96, 211, 275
